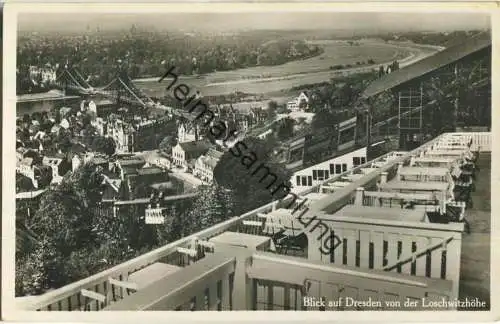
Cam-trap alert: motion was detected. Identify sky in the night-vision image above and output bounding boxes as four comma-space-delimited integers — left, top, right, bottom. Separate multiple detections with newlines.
18, 12, 491, 33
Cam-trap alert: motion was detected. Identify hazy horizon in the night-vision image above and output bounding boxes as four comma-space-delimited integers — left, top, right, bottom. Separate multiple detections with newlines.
18, 12, 490, 34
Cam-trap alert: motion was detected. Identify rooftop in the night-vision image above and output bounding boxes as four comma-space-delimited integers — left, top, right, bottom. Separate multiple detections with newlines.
116, 158, 146, 166
362, 32, 491, 98
15, 189, 47, 200
136, 167, 164, 176
17, 131, 491, 312
178, 141, 211, 155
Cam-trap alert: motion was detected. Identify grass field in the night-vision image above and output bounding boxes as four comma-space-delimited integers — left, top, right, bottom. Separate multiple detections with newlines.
135, 40, 439, 98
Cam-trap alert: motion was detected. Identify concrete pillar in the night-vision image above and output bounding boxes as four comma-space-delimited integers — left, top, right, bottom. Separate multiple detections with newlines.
354, 187, 365, 206
227, 248, 254, 310
307, 232, 322, 263
440, 191, 447, 214
396, 162, 403, 180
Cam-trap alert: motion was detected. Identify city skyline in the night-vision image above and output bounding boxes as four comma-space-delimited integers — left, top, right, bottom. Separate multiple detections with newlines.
18, 12, 490, 33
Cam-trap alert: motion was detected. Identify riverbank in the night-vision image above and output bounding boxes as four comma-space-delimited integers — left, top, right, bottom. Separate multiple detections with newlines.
134, 39, 440, 98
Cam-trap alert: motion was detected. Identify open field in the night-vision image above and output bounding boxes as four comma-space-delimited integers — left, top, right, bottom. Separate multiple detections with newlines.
135, 40, 440, 98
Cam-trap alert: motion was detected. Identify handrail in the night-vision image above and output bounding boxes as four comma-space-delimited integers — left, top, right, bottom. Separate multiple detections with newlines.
383, 236, 454, 271
363, 191, 436, 201
19, 131, 489, 310
23, 200, 276, 310
252, 253, 428, 288
314, 212, 464, 232
305, 132, 483, 214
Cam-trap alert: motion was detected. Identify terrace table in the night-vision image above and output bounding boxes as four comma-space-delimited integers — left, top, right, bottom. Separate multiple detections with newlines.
424, 150, 467, 159
410, 156, 462, 168
379, 180, 451, 197
361, 190, 440, 212
209, 232, 274, 251
128, 262, 181, 290
303, 192, 330, 202
434, 144, 469, 151
397, 167, 451, 182
329, 205, 429, 223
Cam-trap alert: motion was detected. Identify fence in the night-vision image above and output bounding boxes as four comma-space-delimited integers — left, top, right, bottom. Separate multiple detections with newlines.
99, 250, 455, 311
306, 211, 463, 299
17, 132, 489, 311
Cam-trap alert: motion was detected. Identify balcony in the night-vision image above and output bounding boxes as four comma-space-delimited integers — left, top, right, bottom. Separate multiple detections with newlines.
16, 132, 491, 312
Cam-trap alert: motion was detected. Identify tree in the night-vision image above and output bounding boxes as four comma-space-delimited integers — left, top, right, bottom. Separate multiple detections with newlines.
213, 137, 292, 215
16, 172, 35, 192
16, 163, 110, 294
378, 66, 385, 77
91, 136, 116, 156
311, 105, 339, 131
267, 100, 278, 120
15, 238, 63, 296
34, 165, 53, 189
275, 117, 295, 141
181, 184, 235, 236
159, 135, 176, 153
56, 130, 72, 153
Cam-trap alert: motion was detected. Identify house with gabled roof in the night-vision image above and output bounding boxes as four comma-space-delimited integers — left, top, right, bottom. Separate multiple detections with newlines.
194, 148, 223, 182
172, 140, 211, 170
42, 156, 64, 184
287, 91, 310, 112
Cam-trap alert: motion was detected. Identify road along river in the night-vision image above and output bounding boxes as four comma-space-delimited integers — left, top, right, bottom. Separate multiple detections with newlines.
134, 40, 442, 98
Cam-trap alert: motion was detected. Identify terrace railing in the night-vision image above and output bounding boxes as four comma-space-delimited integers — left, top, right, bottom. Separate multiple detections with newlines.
16, 132, 490, 311
306, 211, 463, 299
101, 250, 455, 311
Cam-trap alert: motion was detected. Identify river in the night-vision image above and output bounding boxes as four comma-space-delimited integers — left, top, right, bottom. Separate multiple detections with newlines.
17, 40, 442, 116
134, 40, 442, 98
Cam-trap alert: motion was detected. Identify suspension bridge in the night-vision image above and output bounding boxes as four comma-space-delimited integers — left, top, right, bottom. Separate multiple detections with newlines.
54, 66, 155, 108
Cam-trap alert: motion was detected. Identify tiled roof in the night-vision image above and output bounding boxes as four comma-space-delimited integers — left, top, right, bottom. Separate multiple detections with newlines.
117, 158, 146, 166
362, 32, 491, 99
206, 148, 224, 160
42, 156, 63, 166
92, 157, 109, 165
21, 157, 34, 166
178, 141, 211, 155
137, 167, 164, 176
149, 181, 175, 190
15, 189, 46, 200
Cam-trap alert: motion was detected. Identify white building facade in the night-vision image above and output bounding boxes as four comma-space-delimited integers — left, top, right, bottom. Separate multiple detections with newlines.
291, 146, 367, 194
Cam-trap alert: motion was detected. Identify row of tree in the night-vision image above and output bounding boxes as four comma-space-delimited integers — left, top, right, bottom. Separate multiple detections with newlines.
16, 160, 241, 296
17, 30, 323, 93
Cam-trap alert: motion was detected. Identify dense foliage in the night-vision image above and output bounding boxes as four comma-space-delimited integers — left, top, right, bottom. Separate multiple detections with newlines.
15, 162, 236, 296
17, 30, 323, 93
379, 30, 486, 47
213, 137, 292, 215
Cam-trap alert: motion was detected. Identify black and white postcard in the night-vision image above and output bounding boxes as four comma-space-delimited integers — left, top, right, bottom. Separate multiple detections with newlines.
2, 2, 498, 323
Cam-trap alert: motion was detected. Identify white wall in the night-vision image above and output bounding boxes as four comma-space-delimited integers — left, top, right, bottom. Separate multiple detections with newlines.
291, 147, 367, 194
